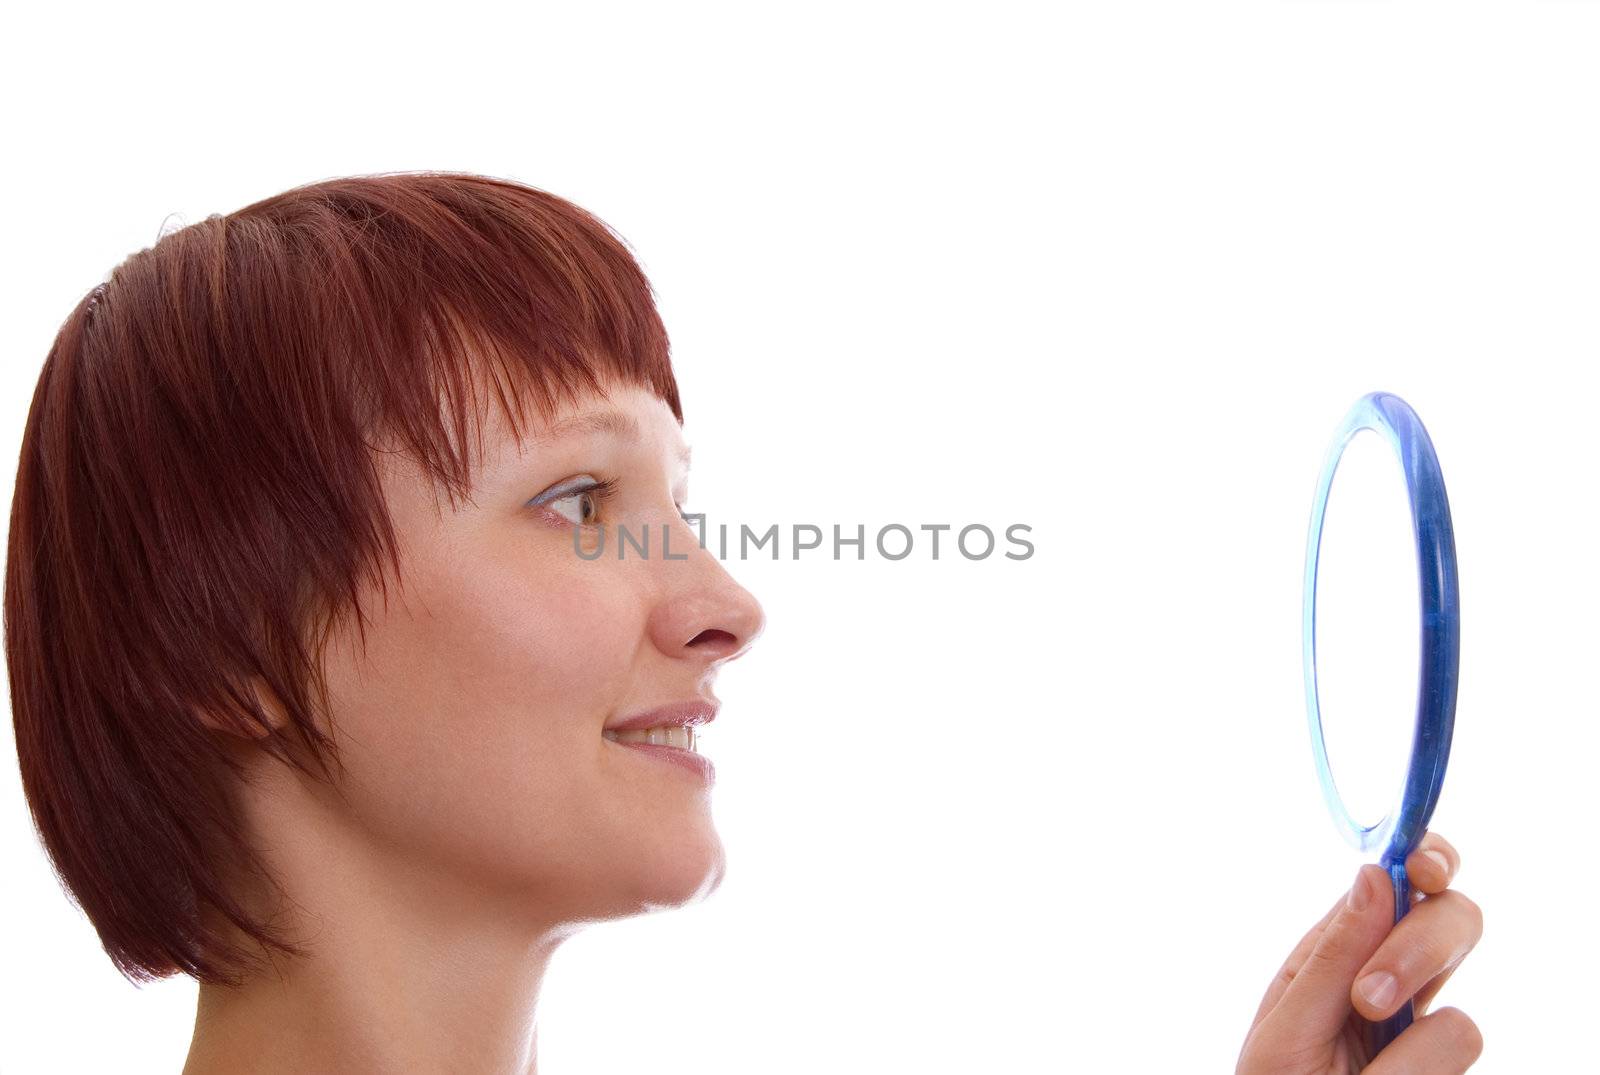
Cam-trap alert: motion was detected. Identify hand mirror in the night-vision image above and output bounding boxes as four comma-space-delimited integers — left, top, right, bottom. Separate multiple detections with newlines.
1301, 391, 1461, 1055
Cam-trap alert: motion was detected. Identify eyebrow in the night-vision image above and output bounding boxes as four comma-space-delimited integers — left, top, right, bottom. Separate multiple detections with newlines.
529, 409, 691, 466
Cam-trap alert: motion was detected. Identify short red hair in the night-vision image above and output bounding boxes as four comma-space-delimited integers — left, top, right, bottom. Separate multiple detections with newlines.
4, 172, 680, 983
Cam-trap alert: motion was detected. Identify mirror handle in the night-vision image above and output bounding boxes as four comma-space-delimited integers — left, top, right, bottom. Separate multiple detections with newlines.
1358, 859, 1416, 1058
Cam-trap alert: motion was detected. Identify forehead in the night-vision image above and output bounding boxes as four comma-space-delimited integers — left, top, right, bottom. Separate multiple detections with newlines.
519, 400, 689, 461
478, 378, 689, 473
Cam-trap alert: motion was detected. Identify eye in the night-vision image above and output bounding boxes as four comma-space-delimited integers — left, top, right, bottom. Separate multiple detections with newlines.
529, 475, 618, 527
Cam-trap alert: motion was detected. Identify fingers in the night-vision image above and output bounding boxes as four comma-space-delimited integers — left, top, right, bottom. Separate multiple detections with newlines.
1248, 888, 1350, 1030
1351, 888, 1483, 1021
1242, 842, 1483, 1074
1269, 864, 1395, 1039
1403, 830, 1473, 1015
1405, 832, 1460, 896
1365, 1006, 1484, 1074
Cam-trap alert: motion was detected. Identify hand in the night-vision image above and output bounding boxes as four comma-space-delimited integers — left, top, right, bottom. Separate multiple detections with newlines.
1236, 832, 1483, 1073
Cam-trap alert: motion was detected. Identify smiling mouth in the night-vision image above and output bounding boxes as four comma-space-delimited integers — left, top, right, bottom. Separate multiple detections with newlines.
604, 725, 699, 752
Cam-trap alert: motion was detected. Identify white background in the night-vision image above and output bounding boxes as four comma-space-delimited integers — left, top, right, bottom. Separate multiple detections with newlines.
3, 3, 1597, 1072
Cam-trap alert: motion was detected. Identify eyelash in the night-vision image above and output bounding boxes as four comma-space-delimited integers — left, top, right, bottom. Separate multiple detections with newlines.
531, 475, 693, 528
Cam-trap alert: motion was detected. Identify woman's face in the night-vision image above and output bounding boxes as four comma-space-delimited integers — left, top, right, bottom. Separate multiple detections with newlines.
311, 378, 765, 923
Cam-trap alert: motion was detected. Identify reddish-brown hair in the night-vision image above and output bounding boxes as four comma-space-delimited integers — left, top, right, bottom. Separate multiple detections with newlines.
4, 172, 680, 984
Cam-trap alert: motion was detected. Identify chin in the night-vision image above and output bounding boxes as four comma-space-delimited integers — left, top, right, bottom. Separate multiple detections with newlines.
617, 823, 728, 916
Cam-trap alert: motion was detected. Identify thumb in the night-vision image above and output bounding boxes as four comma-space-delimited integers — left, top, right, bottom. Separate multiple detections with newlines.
1271, 864, 1395, 1042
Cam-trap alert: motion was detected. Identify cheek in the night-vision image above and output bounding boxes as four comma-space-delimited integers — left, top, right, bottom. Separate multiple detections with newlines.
319, 545, 645, 880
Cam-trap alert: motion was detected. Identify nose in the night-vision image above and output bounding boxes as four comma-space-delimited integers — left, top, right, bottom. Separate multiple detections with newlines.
646, 528, 766, 666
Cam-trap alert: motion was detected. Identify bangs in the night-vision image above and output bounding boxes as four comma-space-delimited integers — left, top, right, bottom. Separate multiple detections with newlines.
228, 171, 682, 499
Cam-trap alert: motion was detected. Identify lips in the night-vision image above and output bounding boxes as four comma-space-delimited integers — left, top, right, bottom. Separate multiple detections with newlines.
603, 699, 718, 785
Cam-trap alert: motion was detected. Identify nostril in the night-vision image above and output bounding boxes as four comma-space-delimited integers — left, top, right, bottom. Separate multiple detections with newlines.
686, 628, 739, 654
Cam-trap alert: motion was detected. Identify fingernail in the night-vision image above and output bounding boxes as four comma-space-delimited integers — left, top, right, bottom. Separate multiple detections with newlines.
1423, 849, 1450, 876
1347, 867, 1371, 911
1357, 970, 1398, 1010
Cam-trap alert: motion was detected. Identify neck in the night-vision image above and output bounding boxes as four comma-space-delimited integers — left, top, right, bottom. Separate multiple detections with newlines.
181, 762, 576, 1075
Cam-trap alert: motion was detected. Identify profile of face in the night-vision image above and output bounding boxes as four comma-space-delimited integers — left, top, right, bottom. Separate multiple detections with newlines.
280, 377, 765, 930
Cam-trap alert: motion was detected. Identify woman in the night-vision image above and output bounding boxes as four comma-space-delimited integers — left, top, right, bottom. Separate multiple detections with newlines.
4, 172, 1482, 1072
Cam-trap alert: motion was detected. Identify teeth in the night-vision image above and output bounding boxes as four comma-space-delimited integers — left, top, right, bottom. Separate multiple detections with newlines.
606, 725, 698, 751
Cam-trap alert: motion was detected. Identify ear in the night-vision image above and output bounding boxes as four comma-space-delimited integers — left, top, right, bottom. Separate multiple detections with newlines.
194, 675, 288, 741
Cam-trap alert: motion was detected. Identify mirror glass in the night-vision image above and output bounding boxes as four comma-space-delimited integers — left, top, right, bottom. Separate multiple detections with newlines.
1313, 428, 1422, 830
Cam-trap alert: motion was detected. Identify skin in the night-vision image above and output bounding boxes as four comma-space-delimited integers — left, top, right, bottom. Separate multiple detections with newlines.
1237, 831, 1485, 1073
182, 378, 765, 1074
